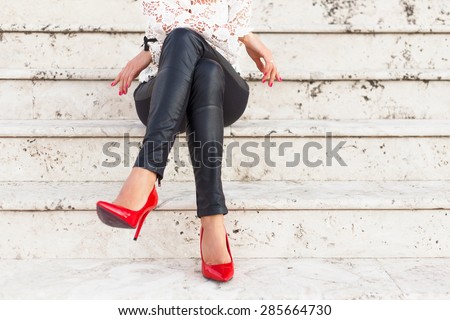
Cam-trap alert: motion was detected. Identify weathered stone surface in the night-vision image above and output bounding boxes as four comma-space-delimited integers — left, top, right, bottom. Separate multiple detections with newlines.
1, 0, 450, 32
0, 180, 449, 259
0, 119, 448, 181
3, 80, 450, 121
1, 33, 450, 72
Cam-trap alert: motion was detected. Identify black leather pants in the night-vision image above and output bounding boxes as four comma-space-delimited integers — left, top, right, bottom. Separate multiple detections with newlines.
133, 27, 250, 218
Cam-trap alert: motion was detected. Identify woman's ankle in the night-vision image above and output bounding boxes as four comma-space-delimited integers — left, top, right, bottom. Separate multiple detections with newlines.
131, 167, 158, 186
201, 214, 225, 229
112, 167, 157, 207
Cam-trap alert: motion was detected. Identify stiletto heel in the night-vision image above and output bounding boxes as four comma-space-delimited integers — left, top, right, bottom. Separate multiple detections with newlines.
133, 211, 150, 241
96, 185, 158, 240
200, 226, 234, 282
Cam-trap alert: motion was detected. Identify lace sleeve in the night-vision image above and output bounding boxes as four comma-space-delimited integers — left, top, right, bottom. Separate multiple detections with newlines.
143, 30, 163, 67
223, 0, 253, 38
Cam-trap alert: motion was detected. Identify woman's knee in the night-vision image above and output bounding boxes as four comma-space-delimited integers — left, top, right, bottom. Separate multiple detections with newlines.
193, 58, 225, 90
189, 59, 226, 106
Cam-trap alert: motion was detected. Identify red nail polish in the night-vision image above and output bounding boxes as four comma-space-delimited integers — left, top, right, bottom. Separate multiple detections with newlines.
262, 79, 266, 83
110, 82, 114, 86
280, 77, 283, 81
269, 82, 273, 87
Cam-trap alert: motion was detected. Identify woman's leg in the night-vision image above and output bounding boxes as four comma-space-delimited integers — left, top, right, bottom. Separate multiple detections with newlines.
186, 57, 232, 264
133, 28, 207, 184
186, 58, 227, 218
186, 48, 250, 266
113, 28, 207, 209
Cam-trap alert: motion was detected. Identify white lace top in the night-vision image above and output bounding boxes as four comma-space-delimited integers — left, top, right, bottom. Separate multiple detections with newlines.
138, 0, 253, 82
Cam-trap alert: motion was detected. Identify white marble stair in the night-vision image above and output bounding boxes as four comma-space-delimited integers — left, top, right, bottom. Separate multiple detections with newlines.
3, 76, 450, 121
0, 119, 449, 182
1, 180, 449, 259
2, 0, 450, 32
2, 32, 450, 72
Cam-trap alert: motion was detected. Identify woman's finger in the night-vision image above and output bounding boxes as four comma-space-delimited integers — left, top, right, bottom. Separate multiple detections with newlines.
276, 72, 282, 82
260, 57, 270, 78
124, 80, 129, 95
269, 65, 277, 87
115, 69, 124, 94
123, 65, 134, 94
111, 72, 121, 87
125, 72, 135, 94
263, 57, 272, 75
255, 58, 265, 73
262, 68, 271, 83
117, 79, 123, 95
121, 72, 128, 94
120, 69, 129, 95
119, 75, 126, 96
262, 62, 272, 83
118, 76, 123, 95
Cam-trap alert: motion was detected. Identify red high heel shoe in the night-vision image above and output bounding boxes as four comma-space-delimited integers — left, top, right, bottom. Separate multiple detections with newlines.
200, 226, 234, 282
96, 186, 158, 241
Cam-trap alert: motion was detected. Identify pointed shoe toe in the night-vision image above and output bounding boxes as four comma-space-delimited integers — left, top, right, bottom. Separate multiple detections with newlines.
202, 261, 234, 282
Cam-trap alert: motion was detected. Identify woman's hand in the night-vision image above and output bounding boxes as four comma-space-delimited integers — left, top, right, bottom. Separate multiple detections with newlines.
240, 33, 282, 87
111, 50, 153, 95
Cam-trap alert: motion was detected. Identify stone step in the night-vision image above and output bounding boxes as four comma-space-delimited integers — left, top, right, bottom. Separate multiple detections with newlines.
2, 68, 450, 80
1, 257, 449, 299
2, 79, 450, 121
1, 180, 449, 259
2, 0, 450, 33
0, 119, 449, 181
1, 33, 450, 72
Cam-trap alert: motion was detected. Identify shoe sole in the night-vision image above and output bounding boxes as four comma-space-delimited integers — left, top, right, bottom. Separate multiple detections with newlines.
96, 205, 133, 229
